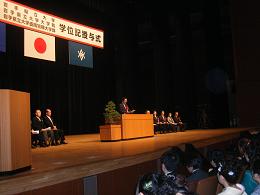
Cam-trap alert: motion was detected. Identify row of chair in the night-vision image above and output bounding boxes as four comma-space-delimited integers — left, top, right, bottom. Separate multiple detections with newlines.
188, 175, 223, 195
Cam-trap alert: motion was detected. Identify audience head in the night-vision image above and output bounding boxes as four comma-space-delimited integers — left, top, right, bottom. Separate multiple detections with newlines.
160, 151, 180, 176
252, 158, 260, 184
153, 111, 157, 116
168, 113, 172, 117
207, 149, 225, 168
46, 108, 52, 117
237, 137, 256, 163
170, 146, 185, 163
175, 112, 179, 117
217, 159, 242, 186
186, 155, 203, 173
136, 172, 193, 195
136, 172, 162, 195
137, 173, 157, 195
35, 109, 41, 117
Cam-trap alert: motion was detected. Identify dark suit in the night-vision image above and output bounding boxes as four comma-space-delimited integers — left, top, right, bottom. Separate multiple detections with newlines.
153, 115, 159, 133
173, 115, 184, 131
31, 116, 45, 131
159, 115, 168, 133
119, 103, 129, 114
31, 116, 49, 146
159, 115, 167, 123
43, 116, 66, 144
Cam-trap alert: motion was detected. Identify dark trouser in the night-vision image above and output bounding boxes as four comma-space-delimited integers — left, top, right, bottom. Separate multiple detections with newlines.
154, 124, 159, 134
31, 133, 41, 146
54, 129, 66, 143
177, 123, 185, 131
158, 124, 168, 133
169, 124, 177, 132
41, 130, 55, 145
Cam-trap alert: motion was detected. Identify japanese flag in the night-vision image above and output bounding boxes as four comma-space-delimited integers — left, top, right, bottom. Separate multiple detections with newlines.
24, 29, 55, 61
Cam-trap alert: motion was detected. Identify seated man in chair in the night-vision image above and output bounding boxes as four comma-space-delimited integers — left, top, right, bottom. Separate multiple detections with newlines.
43, 108, 67, 144
31, 109, 56, 147
173, 111, 185, 131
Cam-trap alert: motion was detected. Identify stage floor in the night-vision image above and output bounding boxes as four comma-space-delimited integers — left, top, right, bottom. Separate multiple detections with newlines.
0, 127, 254, 194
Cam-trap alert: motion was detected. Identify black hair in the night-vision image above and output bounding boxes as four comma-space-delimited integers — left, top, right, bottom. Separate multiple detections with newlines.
238, 137, 256, 163
137, 172, 179, 195
137, 173, 161, 195
217, 159, 242, 184
160, 151, 180, 173
207, 149, 225, 167
186, 156, 203, 170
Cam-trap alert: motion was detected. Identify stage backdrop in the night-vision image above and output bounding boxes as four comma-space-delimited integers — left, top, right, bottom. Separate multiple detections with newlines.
0, 0, 233, 134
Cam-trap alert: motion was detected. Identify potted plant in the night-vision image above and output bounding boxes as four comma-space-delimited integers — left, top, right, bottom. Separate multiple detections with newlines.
103, 101, 121, 124
99, 101, 122, 141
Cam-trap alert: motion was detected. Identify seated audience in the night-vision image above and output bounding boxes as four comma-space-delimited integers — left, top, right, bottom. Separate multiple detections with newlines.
136, 172, 167, 195
160, 150, 180, 180
207, 149, 225, 175
43, 108, 67, 144
251, 158, 260, 195
136, 172, 194, 195
31, 109, 55, 147
173, 111, 185, 132
237, 137, 258, 194
186, 154, 209, 182
241, 169, 258, 195
185, 143, 212, 172
217, 159, 247, 195
236, 137, 255, 166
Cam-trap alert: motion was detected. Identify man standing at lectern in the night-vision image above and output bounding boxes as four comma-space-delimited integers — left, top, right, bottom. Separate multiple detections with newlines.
119, 97, 135, 114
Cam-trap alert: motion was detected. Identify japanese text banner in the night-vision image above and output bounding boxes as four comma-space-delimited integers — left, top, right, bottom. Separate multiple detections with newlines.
0, 0, 104, 48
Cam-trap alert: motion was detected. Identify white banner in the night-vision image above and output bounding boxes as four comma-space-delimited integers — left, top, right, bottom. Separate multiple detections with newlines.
0, 0, 104, 48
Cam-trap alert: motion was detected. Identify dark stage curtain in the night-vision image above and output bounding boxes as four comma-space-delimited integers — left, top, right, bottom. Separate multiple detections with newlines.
0, 0, 233, 134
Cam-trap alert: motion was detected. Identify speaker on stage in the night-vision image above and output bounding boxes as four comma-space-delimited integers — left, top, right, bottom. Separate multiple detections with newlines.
0, 89, 32, 175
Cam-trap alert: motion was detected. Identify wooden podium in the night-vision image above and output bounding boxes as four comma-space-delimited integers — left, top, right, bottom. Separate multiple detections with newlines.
0, 89, 32, 174
121, 114, 154, 139
99, 124, 122, 141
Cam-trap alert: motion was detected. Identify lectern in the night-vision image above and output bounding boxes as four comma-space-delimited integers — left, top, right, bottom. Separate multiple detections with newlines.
0, 89, 31, 174
121, 114, 154, 139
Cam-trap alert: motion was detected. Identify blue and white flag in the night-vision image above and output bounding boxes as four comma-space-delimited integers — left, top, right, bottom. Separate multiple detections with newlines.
68, 41, 93, 68
0, 23, 6, 53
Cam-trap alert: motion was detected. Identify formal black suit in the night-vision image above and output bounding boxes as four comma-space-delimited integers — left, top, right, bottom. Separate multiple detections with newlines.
173, 115, 184, 131
31, 116, 45, 131
119, 102, 129, 114
158, 115, 169, 133
31, 116, 48, 146
43, 116, 66, 144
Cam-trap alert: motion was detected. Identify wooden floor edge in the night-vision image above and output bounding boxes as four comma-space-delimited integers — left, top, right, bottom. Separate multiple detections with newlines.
0, 127, 258, 195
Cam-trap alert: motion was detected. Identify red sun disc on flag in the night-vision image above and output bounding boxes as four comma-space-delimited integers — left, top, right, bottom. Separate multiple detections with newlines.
34, 38, 46, 53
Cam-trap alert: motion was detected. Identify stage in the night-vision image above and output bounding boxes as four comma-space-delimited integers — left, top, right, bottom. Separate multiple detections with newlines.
0, 127, 255, 195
